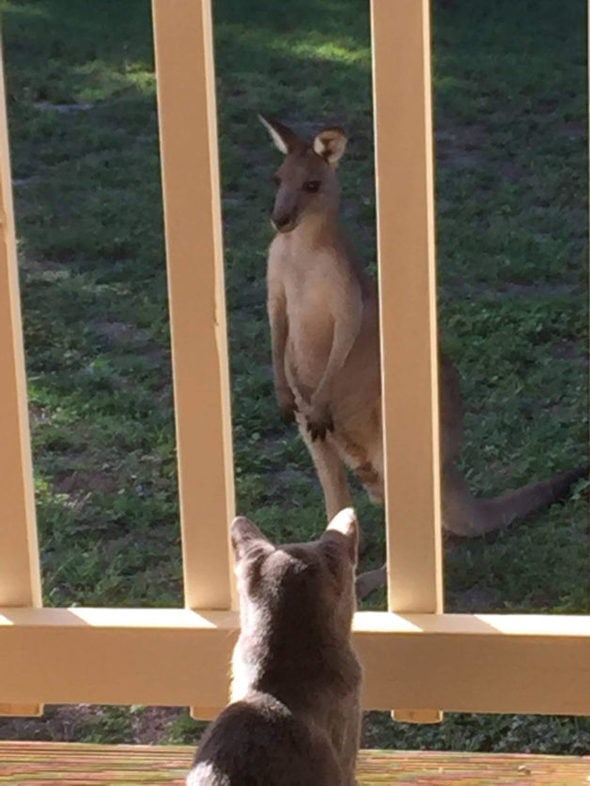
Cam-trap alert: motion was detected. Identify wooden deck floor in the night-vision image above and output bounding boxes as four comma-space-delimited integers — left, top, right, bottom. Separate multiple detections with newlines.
0, 742, 589, 785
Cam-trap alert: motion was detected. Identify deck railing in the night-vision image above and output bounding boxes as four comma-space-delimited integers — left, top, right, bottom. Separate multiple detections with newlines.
1, 0, 589, 724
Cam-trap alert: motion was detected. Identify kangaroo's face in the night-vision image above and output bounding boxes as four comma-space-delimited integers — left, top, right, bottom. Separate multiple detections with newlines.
259, 115, 348, 234
271, 148, 338, 233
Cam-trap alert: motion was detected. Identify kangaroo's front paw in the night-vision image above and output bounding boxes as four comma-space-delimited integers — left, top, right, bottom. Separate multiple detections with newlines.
277, 387, 298, 424
305, 403, 334, 441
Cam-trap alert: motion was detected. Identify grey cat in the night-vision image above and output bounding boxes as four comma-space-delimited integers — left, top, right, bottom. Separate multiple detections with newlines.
187, 508, 362, 786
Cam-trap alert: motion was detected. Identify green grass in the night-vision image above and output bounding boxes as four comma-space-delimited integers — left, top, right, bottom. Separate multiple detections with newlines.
0, 0, 588, 755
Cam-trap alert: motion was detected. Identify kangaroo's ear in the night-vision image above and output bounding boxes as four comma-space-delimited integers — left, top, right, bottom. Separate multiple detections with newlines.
313, 126, 347, 166
323, 507, 359, 564
231, 516, 272, 561
258, 114, 302, 155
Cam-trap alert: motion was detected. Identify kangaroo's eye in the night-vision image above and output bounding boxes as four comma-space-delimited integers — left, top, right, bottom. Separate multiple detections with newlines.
303, 180, 320, 193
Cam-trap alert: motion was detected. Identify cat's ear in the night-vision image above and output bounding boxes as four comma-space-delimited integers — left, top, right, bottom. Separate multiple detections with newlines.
231, 516, 271, 561
322, 507, 359, 565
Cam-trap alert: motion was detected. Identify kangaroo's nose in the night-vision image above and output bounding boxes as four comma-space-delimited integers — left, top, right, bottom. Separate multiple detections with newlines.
273, 213, 292, 230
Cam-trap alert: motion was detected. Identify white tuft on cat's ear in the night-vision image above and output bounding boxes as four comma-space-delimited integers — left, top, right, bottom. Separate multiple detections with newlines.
313, 127, 347, 166
231, 516, 270, 559
258, 114, 302, 155
326, 507, 359, 563
327, 507, 357, 536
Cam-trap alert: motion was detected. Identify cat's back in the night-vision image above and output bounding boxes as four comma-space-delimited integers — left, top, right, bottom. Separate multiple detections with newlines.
187, 691, 342, 786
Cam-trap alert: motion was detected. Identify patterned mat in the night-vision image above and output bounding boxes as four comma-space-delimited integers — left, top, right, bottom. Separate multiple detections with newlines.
0, 742, 589, 785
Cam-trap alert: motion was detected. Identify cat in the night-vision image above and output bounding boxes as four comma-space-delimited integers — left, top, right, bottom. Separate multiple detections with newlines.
187, 508, 363, 786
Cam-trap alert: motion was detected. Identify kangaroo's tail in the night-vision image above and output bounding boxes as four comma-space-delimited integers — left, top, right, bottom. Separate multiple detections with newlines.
443, 463, 588, 537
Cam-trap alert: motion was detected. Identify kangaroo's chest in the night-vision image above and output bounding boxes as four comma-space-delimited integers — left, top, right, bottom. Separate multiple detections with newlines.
286, 257, 341, 382
284, 253, 339, 315
272, 241, 343, 351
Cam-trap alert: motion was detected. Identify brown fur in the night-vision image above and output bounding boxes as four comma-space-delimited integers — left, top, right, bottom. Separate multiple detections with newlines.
261, 115, 587, 598
187, 509, 362, 785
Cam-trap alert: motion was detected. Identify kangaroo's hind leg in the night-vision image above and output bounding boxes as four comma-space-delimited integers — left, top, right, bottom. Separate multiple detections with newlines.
300, 424, 353, 522
355, 564, 386, 601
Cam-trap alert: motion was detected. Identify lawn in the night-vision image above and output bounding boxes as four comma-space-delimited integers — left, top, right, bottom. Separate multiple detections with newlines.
0, 0, 588, 754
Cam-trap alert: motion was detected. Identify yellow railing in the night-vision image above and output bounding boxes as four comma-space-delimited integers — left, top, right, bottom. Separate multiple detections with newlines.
0, 0, 588, 724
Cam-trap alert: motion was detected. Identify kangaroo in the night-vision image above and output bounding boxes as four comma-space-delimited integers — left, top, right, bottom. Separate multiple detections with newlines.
187, 509, 362, 786
260, 114, 587, 597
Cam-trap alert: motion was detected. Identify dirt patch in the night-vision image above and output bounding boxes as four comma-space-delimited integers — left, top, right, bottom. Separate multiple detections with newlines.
29, 404, 50, 427
272, 466, 314, 486
497, 159, 526, 182
54, 469, 119, 496
448, 585, 504, 613
19, 257, 71, 274
557, 120, 587, 141
440, 280, 580, 300
0, 705, 185, 745
0, 705, 94, 743
90, 320, 152, 348
34, 101, 94, 114
436, 124, 486, 170
553, 338, 588, 363
129, 706, 186, 743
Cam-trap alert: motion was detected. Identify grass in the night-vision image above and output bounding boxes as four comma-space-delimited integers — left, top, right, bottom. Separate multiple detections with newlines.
0, 0, 588, 755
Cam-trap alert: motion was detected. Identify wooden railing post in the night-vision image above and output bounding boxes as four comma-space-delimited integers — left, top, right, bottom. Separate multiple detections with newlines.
0, 33, 43, 717
152, 0, 235, 719
152, 0, 235, 613
371, 0, 443, 723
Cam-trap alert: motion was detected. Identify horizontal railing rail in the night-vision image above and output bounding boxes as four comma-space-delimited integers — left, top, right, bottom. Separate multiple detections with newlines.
0, 0, 588, 723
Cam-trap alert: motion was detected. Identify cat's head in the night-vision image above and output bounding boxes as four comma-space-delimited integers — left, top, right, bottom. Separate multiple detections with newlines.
230, 508, 359, 633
